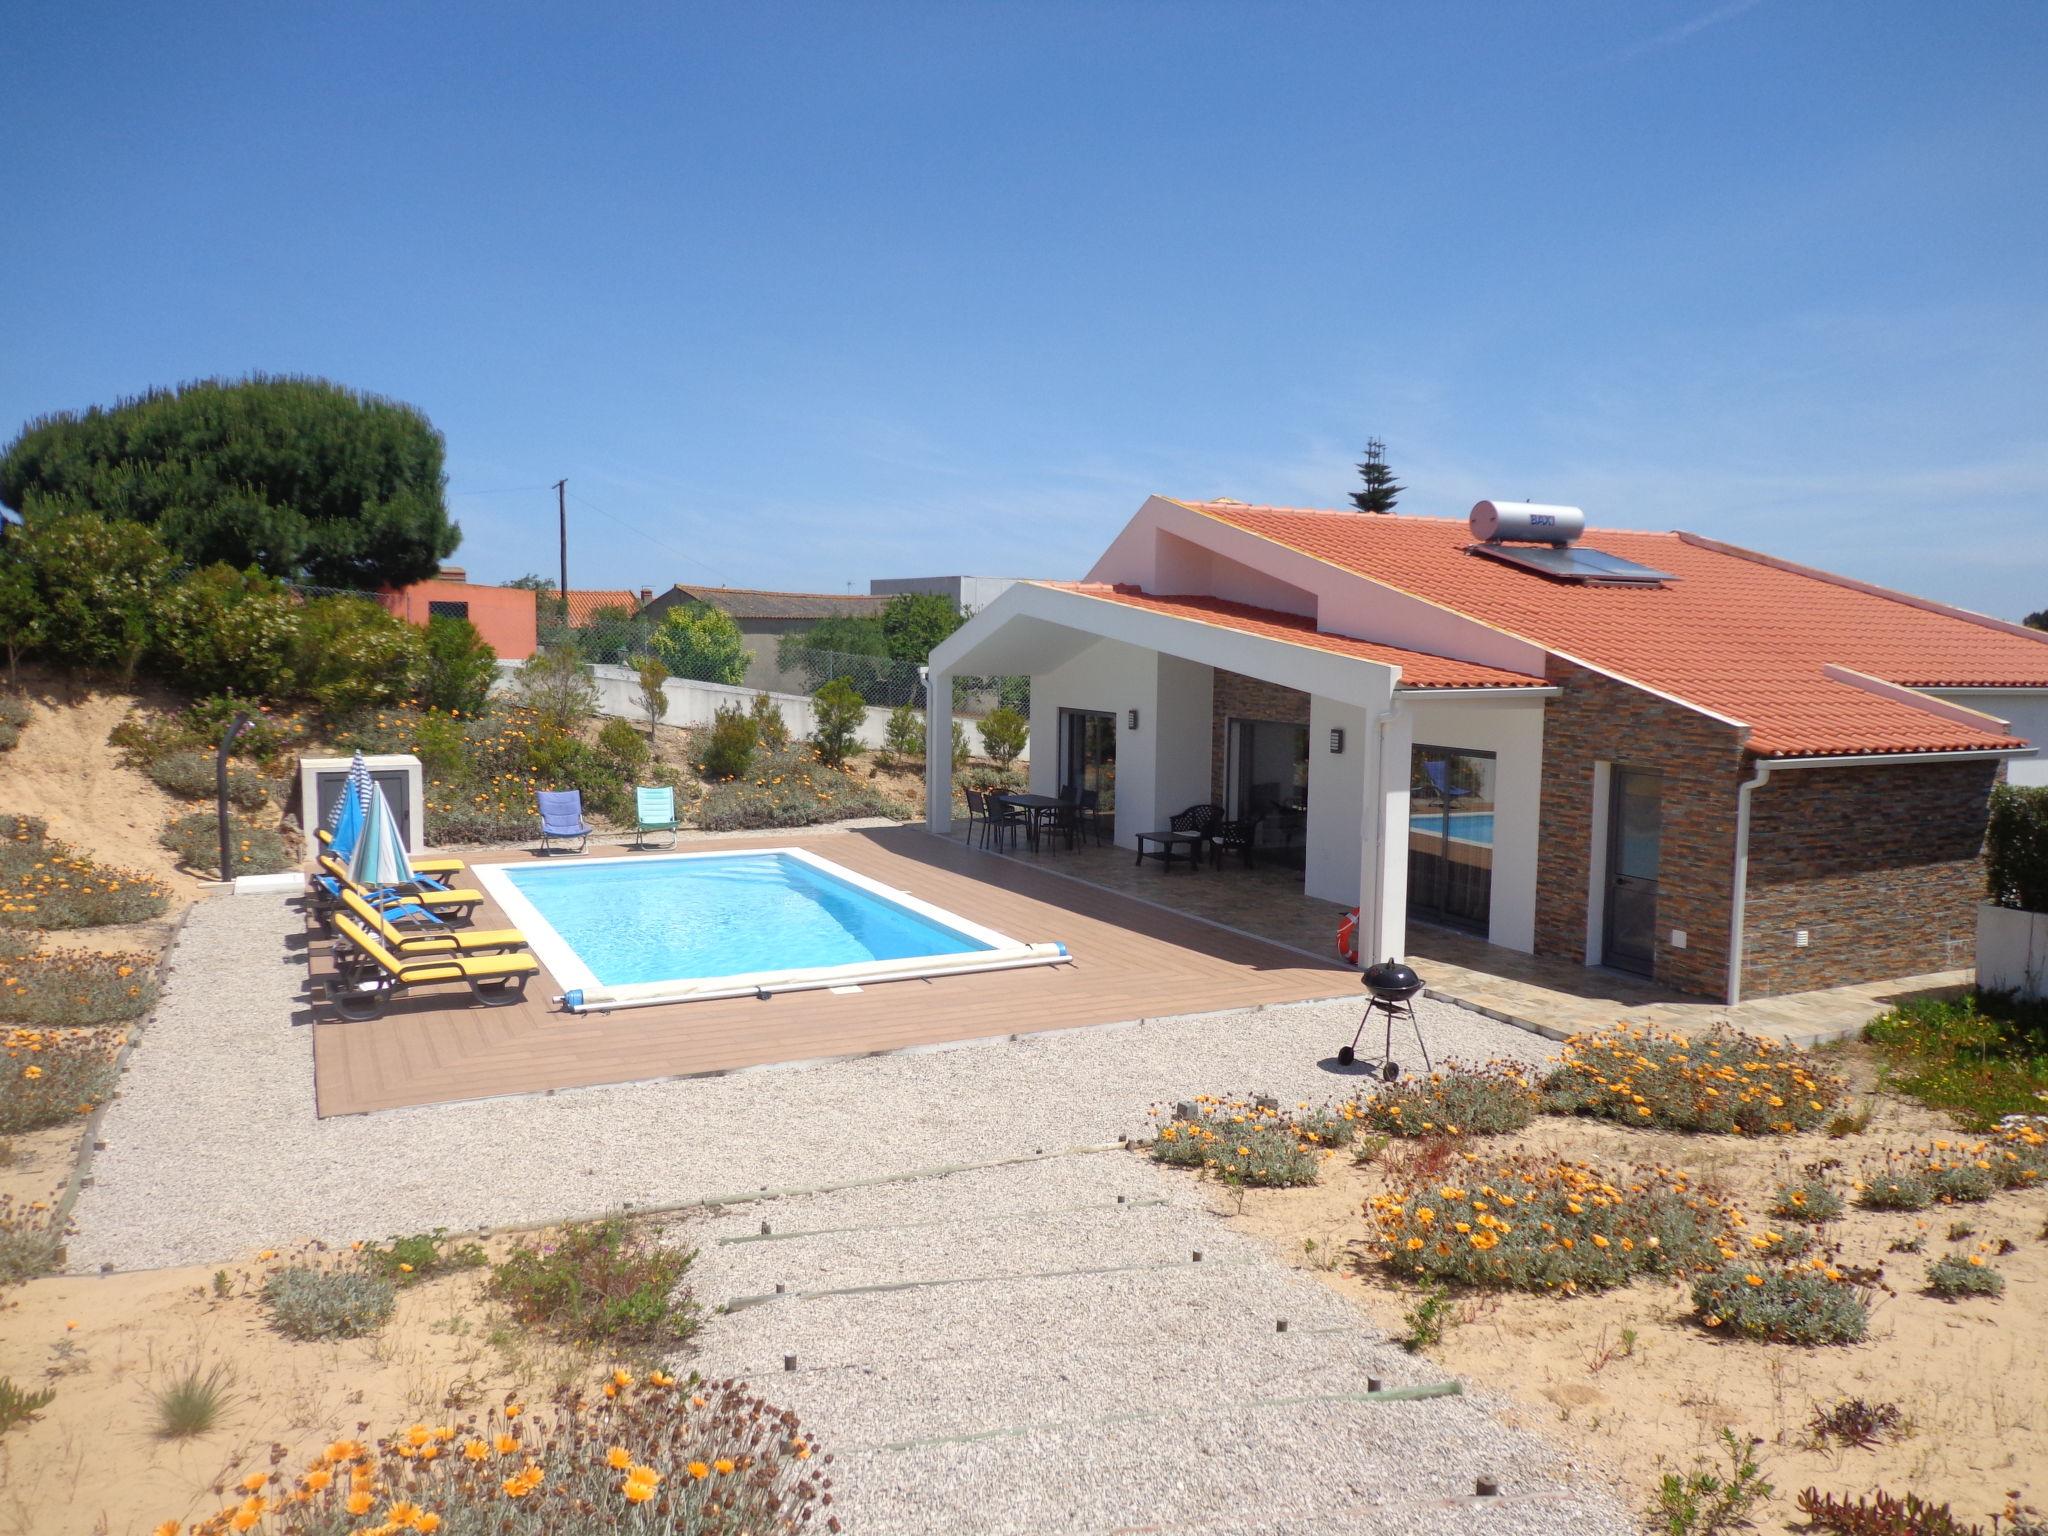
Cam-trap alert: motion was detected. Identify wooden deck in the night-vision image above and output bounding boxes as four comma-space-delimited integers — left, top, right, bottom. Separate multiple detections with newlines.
308, 825, 1356, 1116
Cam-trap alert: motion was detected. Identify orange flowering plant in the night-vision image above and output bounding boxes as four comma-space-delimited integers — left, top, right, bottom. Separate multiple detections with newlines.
1541, 1027, 1845, 1135
1150, 1094, 1363, 1188
154, 1376, 837, 1536
1691, 1259, 1869, 1343
0, 814, 170, 930
0, 934, 157, 1028
1358, 1062, 1542, 1139
0, 1023, 120, 1135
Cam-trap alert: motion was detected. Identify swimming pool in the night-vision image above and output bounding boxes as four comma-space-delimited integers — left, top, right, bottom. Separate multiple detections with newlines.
472, 848, 1066, 1011
1410, 809, 1496, 845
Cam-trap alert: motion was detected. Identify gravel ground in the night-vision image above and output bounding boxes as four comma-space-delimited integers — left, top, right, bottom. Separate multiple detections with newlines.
69, 892, 1557, 1271
679, 1153, 1633, 1535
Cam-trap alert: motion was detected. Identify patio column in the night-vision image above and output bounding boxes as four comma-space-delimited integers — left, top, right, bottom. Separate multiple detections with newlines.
1353, 693, 1412, 966
925, 665, 954, 834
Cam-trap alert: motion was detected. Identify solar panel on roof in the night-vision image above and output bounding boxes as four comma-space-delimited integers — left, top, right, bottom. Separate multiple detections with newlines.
1469, 542, 1675, 585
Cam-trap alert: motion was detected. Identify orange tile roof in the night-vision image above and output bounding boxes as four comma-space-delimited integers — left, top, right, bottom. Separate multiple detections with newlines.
1173, 500, 2048, 757
1037, 583, 1549, 689
563, 589, 642, 626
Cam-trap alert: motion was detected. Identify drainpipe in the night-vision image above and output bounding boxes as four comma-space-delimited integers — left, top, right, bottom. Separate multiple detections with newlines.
1726, 757, 1774, 1005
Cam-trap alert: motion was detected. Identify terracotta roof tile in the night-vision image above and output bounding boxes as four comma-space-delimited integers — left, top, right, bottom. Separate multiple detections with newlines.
562, 589, 642, 627
1176, 500, 2048, 757
669, 585, 888, 621
1037, 583, 1549, 689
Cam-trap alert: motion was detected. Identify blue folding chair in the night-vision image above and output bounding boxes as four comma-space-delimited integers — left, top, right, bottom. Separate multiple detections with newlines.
538, 789, 592, 854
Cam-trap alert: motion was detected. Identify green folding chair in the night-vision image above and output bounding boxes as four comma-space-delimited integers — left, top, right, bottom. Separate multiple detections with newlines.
635, 785, 680, 849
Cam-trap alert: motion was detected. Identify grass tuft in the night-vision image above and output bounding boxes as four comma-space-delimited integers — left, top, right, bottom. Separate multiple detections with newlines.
153, 1361, 233, 1438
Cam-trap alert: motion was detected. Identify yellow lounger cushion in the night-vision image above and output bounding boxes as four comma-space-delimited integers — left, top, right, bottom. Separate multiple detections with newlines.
335, 916, 538, 983
337, 891, 523, 953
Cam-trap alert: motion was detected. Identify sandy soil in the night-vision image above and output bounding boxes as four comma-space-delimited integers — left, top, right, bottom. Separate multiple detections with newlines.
0, 1238, 618, 1536
2, 687, 201, 909
1208, 1049, 2048, 1529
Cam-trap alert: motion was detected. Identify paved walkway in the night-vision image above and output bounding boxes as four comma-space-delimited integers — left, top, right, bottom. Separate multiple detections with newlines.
683, 1154, 1632, 1535
968, 833, 1967, 1047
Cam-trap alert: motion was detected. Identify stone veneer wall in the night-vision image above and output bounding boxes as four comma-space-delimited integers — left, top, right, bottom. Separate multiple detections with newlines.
1741, 759, 1996, 995
1209, 670, 1312, 806
1531, 659, 1749, 999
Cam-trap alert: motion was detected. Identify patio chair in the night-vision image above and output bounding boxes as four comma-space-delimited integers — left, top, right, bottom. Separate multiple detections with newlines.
634, 785, 679, 849
339, 890, 528, 958
962, 787, 989, 845
1208, 816, 1258, 870
537, 789, 591, 855
1075, 787, 1110, 847
1423, 760, 1476, 803
309, 852, 483, 931
315, 823, 466, 880
328, 914, 539, 1020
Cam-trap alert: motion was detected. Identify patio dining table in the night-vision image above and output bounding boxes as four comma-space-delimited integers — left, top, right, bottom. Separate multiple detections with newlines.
990, 792, 1073, 852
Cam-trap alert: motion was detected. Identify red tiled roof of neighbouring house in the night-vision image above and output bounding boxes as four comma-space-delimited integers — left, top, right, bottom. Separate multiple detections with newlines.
668, 585, 888, 621
563, 589, 643, 626
1035, 583, 1551, 690
1170, 500, 2048, 758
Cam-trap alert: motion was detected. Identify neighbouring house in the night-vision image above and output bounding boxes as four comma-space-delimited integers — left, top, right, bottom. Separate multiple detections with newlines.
561, 587, 652, 627
926, 496, 2048, 1003
379, 567, 538, 659
870, 575, 1028, 614
641, 584, 889, 691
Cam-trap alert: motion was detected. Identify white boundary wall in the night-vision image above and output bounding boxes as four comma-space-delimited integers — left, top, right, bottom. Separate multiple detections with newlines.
494, 661, 1025, 761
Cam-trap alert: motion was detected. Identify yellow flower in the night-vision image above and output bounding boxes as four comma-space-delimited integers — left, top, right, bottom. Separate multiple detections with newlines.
687, 1461, 710, 1480
607, 1447, 632, 1470
493, 1434, 519, 1455
713, 1457, 735, 1475
347, 1491, 375, 1516
416, 1517, 442, 1535
1744, 1273, 1765, 1287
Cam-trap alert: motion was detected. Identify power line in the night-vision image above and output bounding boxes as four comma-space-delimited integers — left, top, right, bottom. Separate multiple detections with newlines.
566, 489, 732, 587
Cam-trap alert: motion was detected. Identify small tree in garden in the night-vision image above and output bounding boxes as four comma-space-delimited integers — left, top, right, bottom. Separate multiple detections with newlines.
884, 702, 925, 760
650, 600, 748, 685
880, 591, 964, 663
978, 704, 1028, 769
633, 652, 670, 738
952, 717, 970, 770
0, 558, 48, 684
513, 645, 599, 733
417, 613, 498, 714
749, 691, 790, 749
811, 677, 865, 768
700, 703, 756, 779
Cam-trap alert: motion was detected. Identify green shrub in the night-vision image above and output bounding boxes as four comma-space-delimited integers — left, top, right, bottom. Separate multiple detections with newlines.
695, 747, 909, 831
417, 613, 498, 715
1360, 1063, 1541, 1138
160, 811, 292, 877
883, 702, 925, 759
183, 694, 307, 761
1653, 1429, 1774, 1536
412, 711, 468, 776
1542, 1027, 1844, 1134
1692, 1262, 1869, 1344
597, 714, 651, 778
1149, 1095, 1357, 1187
700, 703, 757, 780
0, 945, 157, 1026
512, 645, 599, 733
0, 696, 28, 741
810, 678, 865, 768
527, 728, 629, 821
649, 600, 748, 684
262, 1263, 398, 1339
0, 1375, 55, 1434
1927, 1160, 1997, 1204
141, 749, 271, 809
1857, 1171, 1933, 1212
149, 564, 302, 698
288, 594, 426, 715
1925, 1254, 2004, 1299
0, 1026, 121, 1133
360, 1227, 487, 1286
488, 1217, 699, 1354
3, 512, 171, 676
952, 718, 970, 770
152, 1361, 233, 1438
0, 1196, 63, 1284
1769, 1181, 1845, 1225
1863, 991, 2048, 1128
1372, 1154, 1738, 1293
977, 705, 1028, 768
1986, 782, 2048, 914
750, 691, 790, 749
0, 815, 170, 929
0, 722, 15, 752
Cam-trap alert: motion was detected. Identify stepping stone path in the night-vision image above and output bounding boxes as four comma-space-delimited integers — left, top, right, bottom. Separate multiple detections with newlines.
684, 1151, 1631, 1535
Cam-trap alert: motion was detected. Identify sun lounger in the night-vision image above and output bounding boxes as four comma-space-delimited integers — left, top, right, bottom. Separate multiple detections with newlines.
634, 785, 679, 849
339, 890, 526, 958
316, 824, 465, 878
328, 915, 538, 1020
538, 790, 591, 855
309, 853, 483, 930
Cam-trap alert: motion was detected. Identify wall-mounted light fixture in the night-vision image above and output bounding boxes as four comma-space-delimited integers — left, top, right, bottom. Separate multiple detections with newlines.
1328, 727, 1345, 754
1126, 708, 1139, 730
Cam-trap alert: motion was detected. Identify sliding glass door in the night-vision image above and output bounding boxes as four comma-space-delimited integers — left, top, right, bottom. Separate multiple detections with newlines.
1225, 718, 1310, 859
1059, 709, 1116, 813
1408, 745, 1496, 933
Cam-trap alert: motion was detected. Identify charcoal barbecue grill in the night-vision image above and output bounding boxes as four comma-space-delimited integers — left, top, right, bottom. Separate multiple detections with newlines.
1339, 959, 1431, 1080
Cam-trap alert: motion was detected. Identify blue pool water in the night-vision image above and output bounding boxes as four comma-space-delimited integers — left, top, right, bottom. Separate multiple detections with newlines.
1410, 810, 1495, 844
501, 852, 993, 987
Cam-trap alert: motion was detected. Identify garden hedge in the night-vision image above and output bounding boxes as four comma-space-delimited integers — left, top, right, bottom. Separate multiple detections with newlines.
1986, 782, 2048, 914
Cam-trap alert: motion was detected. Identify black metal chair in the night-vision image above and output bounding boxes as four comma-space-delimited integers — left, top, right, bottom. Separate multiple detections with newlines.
1168, 803, 1223, 867
1075, 788, 1110, 847
1209, 816, 1258, 870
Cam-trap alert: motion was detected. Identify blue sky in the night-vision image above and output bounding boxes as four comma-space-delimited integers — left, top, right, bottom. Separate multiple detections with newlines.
7, 2, 2045, 618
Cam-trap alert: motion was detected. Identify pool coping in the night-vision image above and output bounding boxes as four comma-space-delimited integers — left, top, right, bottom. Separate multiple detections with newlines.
472, 844, 1067, 1010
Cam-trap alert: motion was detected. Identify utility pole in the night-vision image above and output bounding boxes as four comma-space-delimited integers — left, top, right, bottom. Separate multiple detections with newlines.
554, 479, 568, 608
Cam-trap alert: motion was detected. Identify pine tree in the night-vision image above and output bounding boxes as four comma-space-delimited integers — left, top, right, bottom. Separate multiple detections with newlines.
1349, 438, 1404, 515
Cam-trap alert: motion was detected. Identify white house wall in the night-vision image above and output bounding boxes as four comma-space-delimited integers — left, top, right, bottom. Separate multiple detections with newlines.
1027, 639, 1213, 846
1402, 693, 1547, 953
1926, 688, 2048, 787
